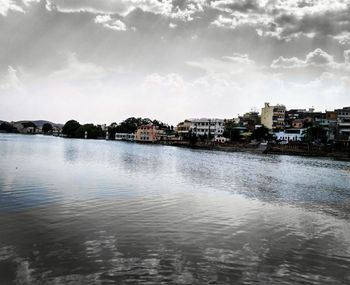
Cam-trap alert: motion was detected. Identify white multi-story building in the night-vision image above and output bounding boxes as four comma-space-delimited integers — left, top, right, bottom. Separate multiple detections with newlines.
177, 118, 225, 139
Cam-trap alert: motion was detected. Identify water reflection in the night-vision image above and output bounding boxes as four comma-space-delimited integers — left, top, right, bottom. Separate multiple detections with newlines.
0, 134, 350, 284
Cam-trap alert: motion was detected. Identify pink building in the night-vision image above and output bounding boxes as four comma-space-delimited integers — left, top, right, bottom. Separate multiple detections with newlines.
135, 124, 162, 142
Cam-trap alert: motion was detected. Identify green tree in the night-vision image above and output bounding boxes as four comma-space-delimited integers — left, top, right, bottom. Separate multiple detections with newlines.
188, 130, 198, 145
42, 123, 53, 134
303, 126, 327, 143
223, 121, 242, 141
251, 126, 271, 141
0, 122, 18, 133
223, 120, 237, 138
62, 120, 81, 138
75, 124, 104, 139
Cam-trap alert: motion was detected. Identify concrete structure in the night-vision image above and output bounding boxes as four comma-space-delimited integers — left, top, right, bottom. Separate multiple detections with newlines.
176, 120, 192, 139
135, 124, 162, 142
275, 129, 306, 143
191, 118, 225, 138
292, 119, 303, 128
261, 103, 286, 131
338, 122, 350, 139
238, 111, 261, 131
215, 136, 229, 143
176, 118, 225, 140
326, 111, 338, 121
336, 107, 350, 122
115, 133, 135, 141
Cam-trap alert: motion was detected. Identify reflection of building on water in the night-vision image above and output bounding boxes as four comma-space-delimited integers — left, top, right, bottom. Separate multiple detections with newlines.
115, 133, 135, 141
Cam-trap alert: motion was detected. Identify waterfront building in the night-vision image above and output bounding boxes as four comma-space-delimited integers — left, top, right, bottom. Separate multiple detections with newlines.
239, 111, 261, 131
292, 119, 304, 129
191, 118, 225, 138
115, 133, 135, 141
135, 124, 162, 142
176, 118, 225, 140
326, 111, 338, 121
261, 103, 286, 131
176, 120, 192, 139
337, 122, 350, 139
275, 128, 306, 144
336, 107, 350, 122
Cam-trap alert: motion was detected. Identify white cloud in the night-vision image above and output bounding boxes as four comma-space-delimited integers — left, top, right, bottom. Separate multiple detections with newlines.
46, 0, 206, 22
0, 0, 42, 16
0, 66, 20, 90
271, 56, 305, 69
50, 52, 107, 81
143, 73, 186, 90
0, 0, 24, 16
211, 0, 350, 41
334, 32, 350, 45
305, 48, 334, 66
344, 50, 350, 64
271, 48, 339, 69
222, 53, 255, 65
94, 14, 111, 24
94, 15, 127, 31
46, 0, 173, 16
212, 12, 272, 29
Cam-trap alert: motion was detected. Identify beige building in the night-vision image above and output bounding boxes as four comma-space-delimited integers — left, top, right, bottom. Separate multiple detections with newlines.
135, 124, 162, 142
176, 120, 192, 139
261, 103, 286, 130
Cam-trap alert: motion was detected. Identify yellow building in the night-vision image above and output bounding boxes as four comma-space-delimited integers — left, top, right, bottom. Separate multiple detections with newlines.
261, 102, 286, 130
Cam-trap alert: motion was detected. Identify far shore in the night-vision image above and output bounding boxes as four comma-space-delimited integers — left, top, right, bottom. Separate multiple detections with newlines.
2, 132, 350, 162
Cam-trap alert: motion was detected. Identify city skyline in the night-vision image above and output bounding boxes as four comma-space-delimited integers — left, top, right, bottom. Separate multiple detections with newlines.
1, 0, 350, 125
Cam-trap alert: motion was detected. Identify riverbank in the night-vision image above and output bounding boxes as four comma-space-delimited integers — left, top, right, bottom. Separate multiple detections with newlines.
2, 133, 350, 161
159, 140, 350, 161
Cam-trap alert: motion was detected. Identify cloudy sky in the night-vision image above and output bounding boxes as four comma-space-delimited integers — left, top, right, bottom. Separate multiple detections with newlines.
1, 0, 350, 125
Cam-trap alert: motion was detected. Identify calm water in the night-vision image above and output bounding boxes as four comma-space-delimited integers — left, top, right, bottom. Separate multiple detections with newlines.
1, 134, 350, 284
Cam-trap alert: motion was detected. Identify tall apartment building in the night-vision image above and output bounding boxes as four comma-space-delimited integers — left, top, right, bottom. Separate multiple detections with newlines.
261, 103, 286, 130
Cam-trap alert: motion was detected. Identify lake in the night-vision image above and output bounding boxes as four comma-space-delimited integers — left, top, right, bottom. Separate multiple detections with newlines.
1, 133, 350, 284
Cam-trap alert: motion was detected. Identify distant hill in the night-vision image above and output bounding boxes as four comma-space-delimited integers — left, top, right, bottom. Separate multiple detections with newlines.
0, 120, 63, 128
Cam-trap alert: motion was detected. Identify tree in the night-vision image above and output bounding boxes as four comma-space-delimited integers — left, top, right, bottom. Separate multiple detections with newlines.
75, 124, 104, 139
303, 126, 327, 143
42, 123, 53, 134
62, 120, 81, 138
251, 126, 271, 141
22, 121, 36, 129
188, 130, 198, 145
0, 122, 18, 133
223, 121, 242, 142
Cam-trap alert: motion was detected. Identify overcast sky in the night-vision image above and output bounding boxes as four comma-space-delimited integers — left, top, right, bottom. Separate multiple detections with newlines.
1, 0, 350, 125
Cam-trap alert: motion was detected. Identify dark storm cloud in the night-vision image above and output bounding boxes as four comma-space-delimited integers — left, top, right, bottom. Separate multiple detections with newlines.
275, 8, 350, 38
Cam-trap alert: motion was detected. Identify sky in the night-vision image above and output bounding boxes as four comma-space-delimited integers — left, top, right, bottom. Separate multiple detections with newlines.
1, 0, 350, 125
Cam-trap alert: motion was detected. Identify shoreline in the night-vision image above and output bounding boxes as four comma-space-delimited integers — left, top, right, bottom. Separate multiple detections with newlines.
2, 132, 350, 161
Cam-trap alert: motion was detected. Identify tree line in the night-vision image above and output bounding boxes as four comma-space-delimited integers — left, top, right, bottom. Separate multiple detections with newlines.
62, 117, 174, 139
